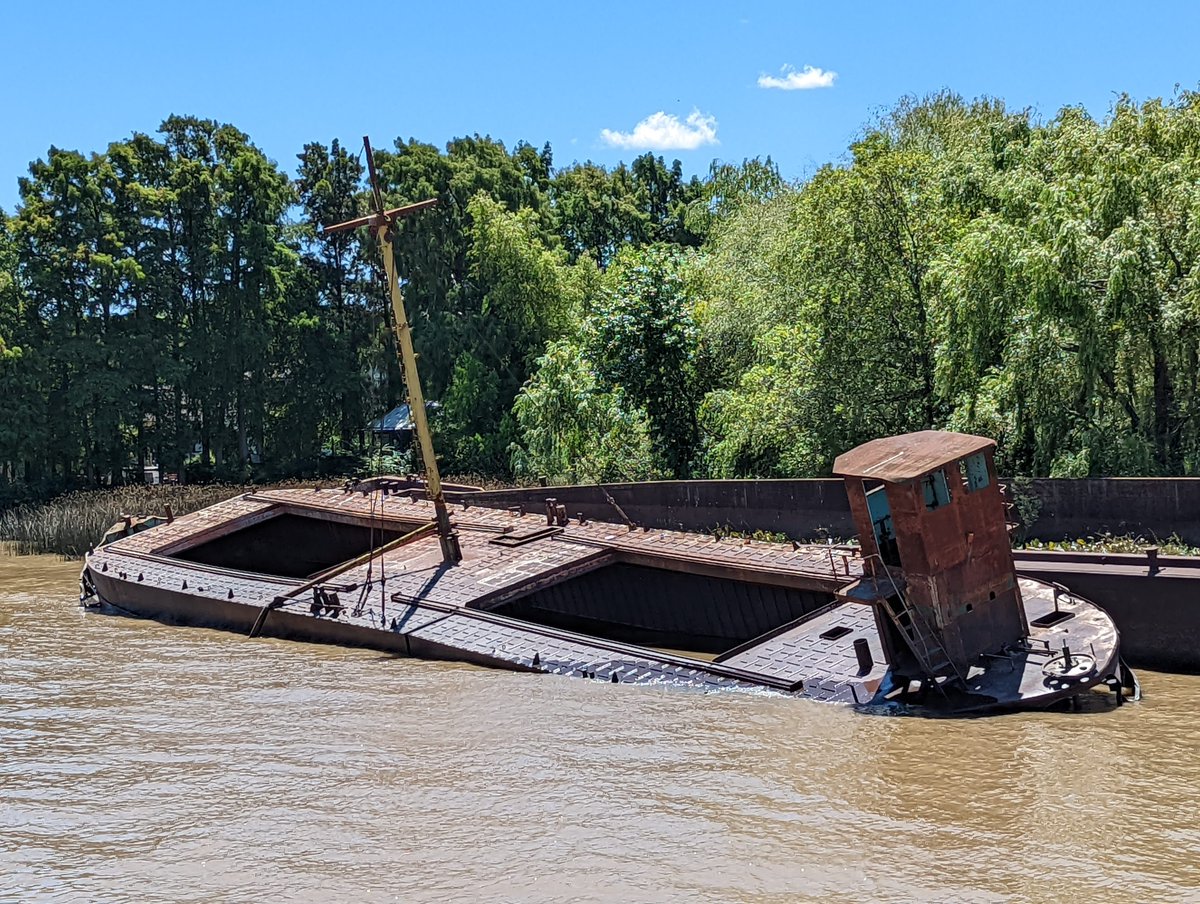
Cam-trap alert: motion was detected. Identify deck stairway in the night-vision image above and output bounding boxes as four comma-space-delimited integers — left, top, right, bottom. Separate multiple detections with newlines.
881, 588, 965, 690
840, 559, 966, 691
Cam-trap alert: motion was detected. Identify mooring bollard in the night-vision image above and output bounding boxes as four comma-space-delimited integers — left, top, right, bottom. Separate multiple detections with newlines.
853, 637, 873, 675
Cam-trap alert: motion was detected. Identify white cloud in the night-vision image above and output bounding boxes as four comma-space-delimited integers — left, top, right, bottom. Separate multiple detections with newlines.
600, 109, 719, 151
757, 64, 837, 91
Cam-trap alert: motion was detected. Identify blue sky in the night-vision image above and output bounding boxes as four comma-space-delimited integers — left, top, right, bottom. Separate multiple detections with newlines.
4, 1, 1200, 211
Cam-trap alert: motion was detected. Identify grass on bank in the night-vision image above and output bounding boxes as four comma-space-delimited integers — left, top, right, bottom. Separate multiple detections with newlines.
1016, 532, 1199, 557
0, 473, 511, 559
0, 482, 335, 559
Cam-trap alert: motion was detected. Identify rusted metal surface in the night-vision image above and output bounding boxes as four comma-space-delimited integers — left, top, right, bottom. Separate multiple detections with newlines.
833, 431, 995, 483
955, 578, 1123, 709
85, 433, 1134, 715
717, 604, 887, 692
124, 496, 280, 556
320, 197, 439, 235
243, 488, 861, 589
88, 488, 862, 700
839, 432, 1027, 677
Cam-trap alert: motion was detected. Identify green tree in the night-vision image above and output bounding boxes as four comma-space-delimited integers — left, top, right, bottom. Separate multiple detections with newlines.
696, 130, 955, 475
587, 244, 701, 476
293, 138, 374, 467
551, 154, 705, 265
0, 212, 36, 492
551, 161, 648, 264
438, 193, 595, 473
510, 339, 660, 483
938, 95, 1200, 474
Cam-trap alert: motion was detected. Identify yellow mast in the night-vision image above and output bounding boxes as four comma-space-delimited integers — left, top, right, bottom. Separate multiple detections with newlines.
322, 136, 461, 564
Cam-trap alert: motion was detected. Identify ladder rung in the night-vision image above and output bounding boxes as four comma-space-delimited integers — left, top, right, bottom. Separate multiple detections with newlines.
883, 584, 965, 686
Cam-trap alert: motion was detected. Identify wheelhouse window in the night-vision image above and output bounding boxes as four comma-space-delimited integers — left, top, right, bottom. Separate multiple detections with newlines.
964, 453, 990, 491
923, 470, 952, 510
865, 482, 901, 568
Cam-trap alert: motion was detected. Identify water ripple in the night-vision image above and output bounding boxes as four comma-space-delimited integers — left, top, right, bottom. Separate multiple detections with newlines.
2, 554, 1199, 904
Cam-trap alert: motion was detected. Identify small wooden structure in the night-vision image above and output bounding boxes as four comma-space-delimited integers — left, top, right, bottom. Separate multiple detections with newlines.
834, 432, 1027, 681
369, 402, 440, 447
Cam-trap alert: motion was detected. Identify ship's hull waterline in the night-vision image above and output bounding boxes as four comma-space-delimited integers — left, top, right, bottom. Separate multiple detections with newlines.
81, 483, 1136, 714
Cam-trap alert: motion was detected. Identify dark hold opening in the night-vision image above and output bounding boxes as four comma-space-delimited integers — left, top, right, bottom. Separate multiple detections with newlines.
1031, 610, 1076, 628
965, 603, 974, 613
170, 512, 420, 579
820, 625, 854, 641
989, 591, 996, 600
492, 562, 835, 655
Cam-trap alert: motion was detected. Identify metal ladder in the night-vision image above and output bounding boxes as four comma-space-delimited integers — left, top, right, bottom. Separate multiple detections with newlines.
867, 555, 966, 691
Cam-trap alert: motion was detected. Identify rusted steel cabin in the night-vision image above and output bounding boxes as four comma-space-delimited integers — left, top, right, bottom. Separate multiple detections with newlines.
81, 431, 1138, 715
835, 433, 1027, 678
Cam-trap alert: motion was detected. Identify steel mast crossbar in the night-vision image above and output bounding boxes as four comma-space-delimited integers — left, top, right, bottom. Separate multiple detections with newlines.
321, 136, 461, 565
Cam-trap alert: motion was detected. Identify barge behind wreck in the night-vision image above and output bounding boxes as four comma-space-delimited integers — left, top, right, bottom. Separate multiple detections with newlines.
81, 430, 1138, 715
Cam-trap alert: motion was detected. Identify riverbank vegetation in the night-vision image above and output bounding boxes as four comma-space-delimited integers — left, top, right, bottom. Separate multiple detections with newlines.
0, 484, 252, 557
3, 90, 1200, 507
0, 470, 516, 557
1016, 533, 1199, 557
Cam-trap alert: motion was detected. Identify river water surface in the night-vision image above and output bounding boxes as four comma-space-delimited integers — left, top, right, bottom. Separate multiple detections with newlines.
3, 553, 1199, 903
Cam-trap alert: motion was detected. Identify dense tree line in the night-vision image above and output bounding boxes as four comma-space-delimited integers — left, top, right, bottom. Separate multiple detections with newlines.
2, 91, 1200, 503
697, 92, 1200, 478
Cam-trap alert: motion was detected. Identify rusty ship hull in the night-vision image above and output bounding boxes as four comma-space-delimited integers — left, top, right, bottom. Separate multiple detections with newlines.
80, 481, 1136, 714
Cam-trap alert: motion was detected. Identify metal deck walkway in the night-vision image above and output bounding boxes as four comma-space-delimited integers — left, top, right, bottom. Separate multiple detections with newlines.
88, 488, 888, 702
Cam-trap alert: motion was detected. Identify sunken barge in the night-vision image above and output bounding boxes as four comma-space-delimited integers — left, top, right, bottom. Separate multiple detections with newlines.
78, 141, 1137, 714
81, 431, 1138, 715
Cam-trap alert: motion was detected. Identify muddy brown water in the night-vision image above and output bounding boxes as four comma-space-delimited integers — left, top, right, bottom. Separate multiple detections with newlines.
2, 553, 1199, 904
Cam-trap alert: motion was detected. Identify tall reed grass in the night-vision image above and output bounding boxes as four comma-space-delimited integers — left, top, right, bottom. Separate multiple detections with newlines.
0, 481, 339, 559
0, 470, 504, 560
